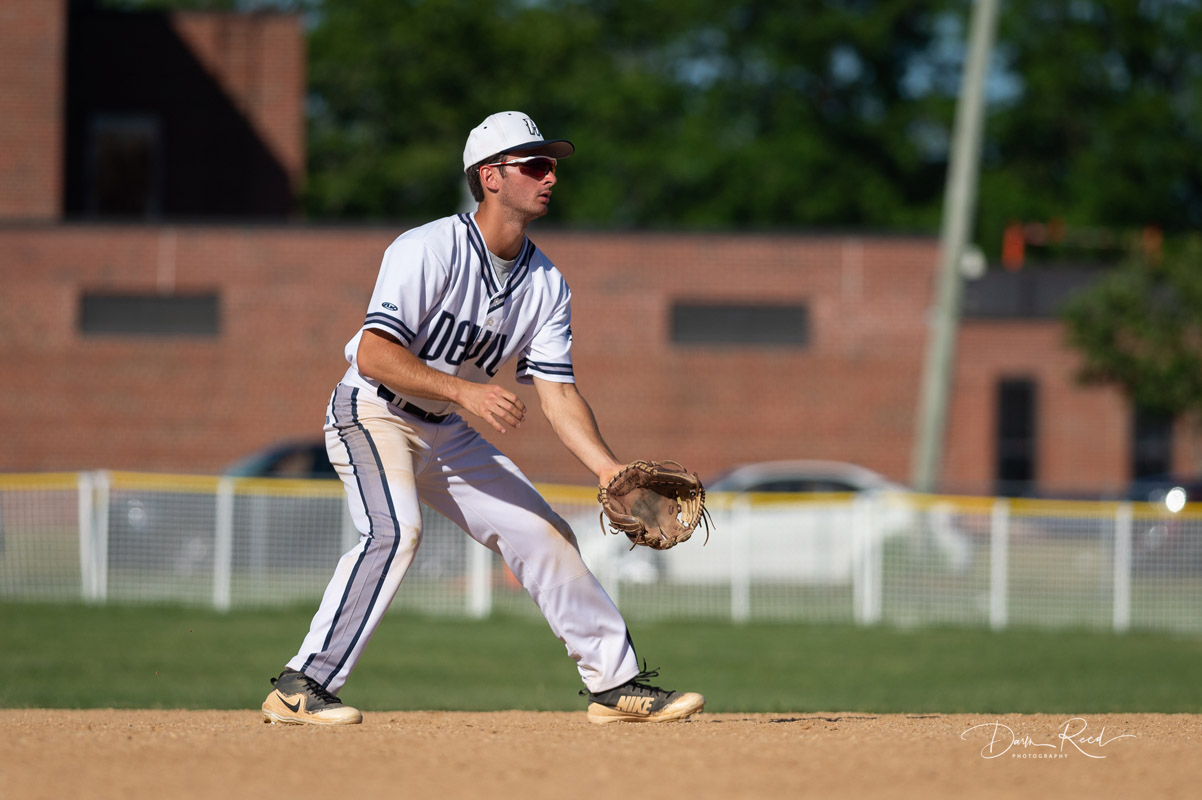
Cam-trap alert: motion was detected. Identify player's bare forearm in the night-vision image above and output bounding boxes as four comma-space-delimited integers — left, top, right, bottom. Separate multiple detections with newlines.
357, 329, 526, 433
533, 378, 623, 484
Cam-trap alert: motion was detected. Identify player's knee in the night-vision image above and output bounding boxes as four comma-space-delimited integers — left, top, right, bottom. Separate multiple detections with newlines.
366, 514, 422, 550
403, 524, 423, 554
549, 514, 578, 548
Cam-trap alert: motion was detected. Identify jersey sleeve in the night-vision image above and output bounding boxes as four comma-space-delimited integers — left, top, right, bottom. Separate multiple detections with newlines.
516, 281, 575, 385
361, 235, 449, 348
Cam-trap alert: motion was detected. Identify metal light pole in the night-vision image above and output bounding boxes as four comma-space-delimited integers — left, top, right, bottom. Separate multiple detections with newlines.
911, 0, 1001, 493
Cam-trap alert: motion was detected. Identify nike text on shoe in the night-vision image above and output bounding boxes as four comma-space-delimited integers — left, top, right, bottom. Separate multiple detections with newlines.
585, 666, 704, 724
262, 668, 363, 726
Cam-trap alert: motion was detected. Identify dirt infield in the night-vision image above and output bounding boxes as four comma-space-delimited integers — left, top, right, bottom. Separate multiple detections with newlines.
2, 710, 1198, 799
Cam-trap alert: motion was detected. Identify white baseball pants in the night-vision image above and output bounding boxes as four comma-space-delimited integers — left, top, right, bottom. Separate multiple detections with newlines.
287, 384, 640, 695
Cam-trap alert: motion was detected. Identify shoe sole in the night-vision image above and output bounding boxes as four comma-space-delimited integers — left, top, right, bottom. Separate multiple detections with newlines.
262, 707, 363, 726
261, 695, 363, 726
587, 693, 705, 725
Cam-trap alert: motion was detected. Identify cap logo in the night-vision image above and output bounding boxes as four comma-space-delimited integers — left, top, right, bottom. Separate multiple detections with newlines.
523, 117, 540, 137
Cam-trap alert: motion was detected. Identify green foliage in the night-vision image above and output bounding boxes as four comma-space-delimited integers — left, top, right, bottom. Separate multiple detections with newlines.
982, 0, 1202, 254
304, 0, 958, 228
99, 0, 312, 10
301, 0, 1202, 242
1062, 238, 1202, 417
4, 603, 1202, 712
89, 1, 1202, 244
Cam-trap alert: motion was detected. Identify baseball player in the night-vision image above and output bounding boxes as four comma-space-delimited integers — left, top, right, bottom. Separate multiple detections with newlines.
261, 111, 704, 725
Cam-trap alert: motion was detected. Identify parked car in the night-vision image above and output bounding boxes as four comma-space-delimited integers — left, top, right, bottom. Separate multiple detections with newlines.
108, 440, 340, 577
705, 459, 909, 496
577, 460, 968, 586
225, 439, 338, 480
224, 439, 470, 580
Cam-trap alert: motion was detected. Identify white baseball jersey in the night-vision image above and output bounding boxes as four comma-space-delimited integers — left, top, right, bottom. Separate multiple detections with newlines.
339, 212, 575, 416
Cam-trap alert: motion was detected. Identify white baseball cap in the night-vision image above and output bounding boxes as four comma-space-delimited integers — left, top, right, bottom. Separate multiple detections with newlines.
462, 111, 574, 174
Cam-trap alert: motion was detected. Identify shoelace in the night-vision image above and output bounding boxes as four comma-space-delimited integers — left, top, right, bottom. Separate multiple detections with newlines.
298, 673, 342, 704
628, 666, 667, 694
581, 662, 669, 698
276, 671, 341, 705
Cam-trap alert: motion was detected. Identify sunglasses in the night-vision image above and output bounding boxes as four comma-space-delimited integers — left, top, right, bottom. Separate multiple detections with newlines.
485, 155, 558, 179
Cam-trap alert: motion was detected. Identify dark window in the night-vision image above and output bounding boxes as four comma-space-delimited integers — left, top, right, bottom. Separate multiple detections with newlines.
86, 114, 162, 218
671, 302, 809, 346
962, 269, 1104, 319
79, 292, 220, 337
996, 378, 1037, 496
748, 478, 859, 493
1132, 407, 1174, 479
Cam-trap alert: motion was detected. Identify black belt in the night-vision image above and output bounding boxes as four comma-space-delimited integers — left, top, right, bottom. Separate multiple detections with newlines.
376, 385, 450, 423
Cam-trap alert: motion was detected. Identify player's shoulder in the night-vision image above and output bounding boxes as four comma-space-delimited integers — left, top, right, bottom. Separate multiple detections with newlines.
523, 238, 563, 278
521, 239, 569, 293
391, 214, 464, 246
382, 215, 465, 269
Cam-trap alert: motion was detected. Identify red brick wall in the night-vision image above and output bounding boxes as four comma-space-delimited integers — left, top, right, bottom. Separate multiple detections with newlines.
0, 223, 1152, 493
0, 224, 933, 484
945, 322, 1130, 496
0, 0, 65, 219
531, 232, 935, 485
0, 224, 388, 472
170, 12, 306, 201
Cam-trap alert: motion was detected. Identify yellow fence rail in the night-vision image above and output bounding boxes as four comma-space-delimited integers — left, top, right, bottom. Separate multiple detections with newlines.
1, 471, 1199, 633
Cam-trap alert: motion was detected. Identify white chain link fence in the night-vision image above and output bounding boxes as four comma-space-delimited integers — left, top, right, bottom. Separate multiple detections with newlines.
2, 471, 1200, 634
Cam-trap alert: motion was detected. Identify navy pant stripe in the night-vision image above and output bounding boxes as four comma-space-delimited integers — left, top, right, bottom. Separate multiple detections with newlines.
301, 386, 404, 687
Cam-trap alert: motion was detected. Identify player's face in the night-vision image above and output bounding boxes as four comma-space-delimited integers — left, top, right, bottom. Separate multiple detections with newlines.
486, 156, 558, 218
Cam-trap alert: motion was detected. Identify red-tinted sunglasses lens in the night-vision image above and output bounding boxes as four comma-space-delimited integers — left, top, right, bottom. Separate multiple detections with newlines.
511, 158, 556, 178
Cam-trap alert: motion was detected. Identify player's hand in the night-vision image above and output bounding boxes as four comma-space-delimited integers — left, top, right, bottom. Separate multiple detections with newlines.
460, 383, 526, 433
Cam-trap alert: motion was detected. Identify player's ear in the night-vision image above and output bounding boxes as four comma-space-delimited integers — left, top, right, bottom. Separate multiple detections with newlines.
479, 163, 503, 193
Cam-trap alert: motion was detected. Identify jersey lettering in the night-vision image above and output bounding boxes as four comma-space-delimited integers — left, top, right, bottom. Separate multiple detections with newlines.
479, 333, 508, 376
417, 311, 456, 361
416, 311, 507, 376
464, 329, 493, 362
445, 320, 480, 366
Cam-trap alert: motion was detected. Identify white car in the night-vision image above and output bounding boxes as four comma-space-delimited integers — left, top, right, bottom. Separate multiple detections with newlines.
706, 459, 910, 496
675, 460, 917, 584
578, 460, 962, 587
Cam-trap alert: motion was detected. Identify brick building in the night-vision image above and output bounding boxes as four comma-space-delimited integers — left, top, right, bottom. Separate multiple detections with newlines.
0, 0, 1185, 496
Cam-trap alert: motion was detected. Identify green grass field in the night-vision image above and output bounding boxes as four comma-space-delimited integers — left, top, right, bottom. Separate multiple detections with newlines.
3, 602, 1201, 714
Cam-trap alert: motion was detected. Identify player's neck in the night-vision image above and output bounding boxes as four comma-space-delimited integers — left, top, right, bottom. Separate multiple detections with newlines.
474, 204, 530, 261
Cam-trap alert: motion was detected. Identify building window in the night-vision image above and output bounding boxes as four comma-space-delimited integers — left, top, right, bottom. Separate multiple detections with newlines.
671, 301, 809, 346
996, 378, 1037, 496
1132, 407, 1174, 479
87, 114, 162, 218
79, 292, 220, 337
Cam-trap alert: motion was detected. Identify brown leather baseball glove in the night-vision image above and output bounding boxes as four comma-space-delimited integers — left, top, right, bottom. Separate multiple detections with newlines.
597, 460, 712, 550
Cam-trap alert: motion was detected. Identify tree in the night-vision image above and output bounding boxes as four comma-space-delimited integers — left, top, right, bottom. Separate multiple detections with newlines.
1061, 237, 1202, 466
100, 0, 311, 10
303, 0, 961, 227
981, 0, 1202, 258
101, 0, 1202, 247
